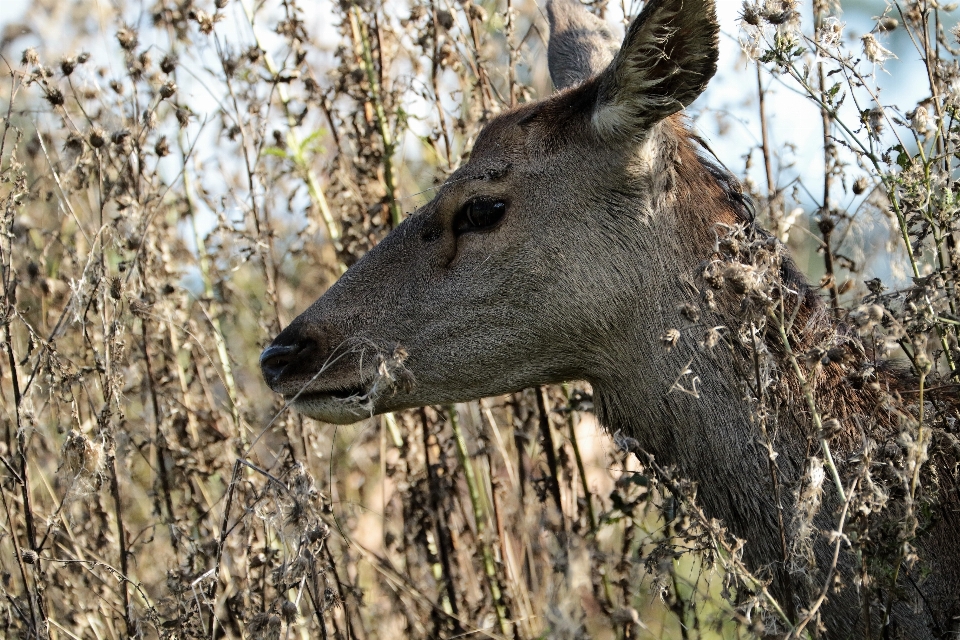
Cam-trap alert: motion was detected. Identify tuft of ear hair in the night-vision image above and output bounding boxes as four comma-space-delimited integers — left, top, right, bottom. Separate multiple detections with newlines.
546, 0, 621, 90
591, 0, 719, 139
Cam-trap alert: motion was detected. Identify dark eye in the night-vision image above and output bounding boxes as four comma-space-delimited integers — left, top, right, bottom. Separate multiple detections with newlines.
454, 199, 507, 234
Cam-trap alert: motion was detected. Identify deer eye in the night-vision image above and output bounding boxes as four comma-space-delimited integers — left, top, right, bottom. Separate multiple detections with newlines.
454, 199, 507, 234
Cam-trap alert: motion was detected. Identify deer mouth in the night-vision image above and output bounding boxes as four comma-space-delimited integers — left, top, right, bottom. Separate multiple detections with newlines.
285, 379, 379, 424
289, 381, 371, 403
261, 337, 413, 423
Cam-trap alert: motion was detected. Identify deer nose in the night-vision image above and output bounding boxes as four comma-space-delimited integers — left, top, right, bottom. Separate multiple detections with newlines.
260, 342, 308, 387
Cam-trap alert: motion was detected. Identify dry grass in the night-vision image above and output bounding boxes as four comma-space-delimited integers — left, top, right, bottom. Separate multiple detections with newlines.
0, 0, 958, 638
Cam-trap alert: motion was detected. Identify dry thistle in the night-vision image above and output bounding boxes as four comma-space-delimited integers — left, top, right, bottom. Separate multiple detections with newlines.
59, 56, 77, 76
116, 26, 138, 51
21, 47, 39, 65
861, 33, 896, 64
44, 88, 64, 107
818, 16, 844, 47
88, 128, 106, 148
661, 328, 681, 351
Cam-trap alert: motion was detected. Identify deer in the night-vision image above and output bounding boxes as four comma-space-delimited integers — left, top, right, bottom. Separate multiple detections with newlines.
260, 0, 960, 637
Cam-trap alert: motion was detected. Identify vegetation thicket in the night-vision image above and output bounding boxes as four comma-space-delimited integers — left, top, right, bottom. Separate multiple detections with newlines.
1, 0, 958, 638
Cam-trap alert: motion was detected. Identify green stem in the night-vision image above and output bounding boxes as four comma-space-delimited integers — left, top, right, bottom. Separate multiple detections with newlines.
449, 406, 510, 636
351, 5, 402, 228
180, 141, 245, 447
239, 0, 343, 265
775, 314, 846, 502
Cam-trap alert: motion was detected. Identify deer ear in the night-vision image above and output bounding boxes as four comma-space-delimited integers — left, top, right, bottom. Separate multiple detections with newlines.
546, 0, 620, 90
591, 0, 718, 138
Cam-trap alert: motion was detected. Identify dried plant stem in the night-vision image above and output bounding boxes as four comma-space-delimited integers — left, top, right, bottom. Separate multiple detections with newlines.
750, 325, 795, 622
139, 320, 177, 541
463, 10, 494, 111
321, 543, 364, 640
909, 372, 927, 502
774, 312, 846, 502
210, 459, 243, 639
878, 371, 930, 634
480, 399, 519, 490
183, 167, 244, 447
563, 387, 596, 531
813, 4, 840, 311
425, 531, 456, 621
561, 388, 618, 609
350, 5, 402, 228
0, 481, 38, 635
506, 0, 517, 108
382, 412, 404, 449
535, 387, 565, 519
786, 478, 857, 639
164, 313, 201, 444
428, 1, 453, 167
3, 322, 46, 630
754, 61, 784, 242
756, 65, 775, 200
107, 453, 134, 637
239, 0, 343, 262
448, 406, 510, 637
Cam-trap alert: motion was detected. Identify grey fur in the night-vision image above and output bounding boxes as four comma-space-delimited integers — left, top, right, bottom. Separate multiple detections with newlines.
546, 0, 619, 89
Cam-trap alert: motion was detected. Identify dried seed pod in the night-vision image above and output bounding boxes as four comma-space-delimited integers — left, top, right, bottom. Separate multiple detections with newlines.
701, 327, 722, 350
22, 48, 39, 65
60, 56, 77, 76
160, 54, 177, 74
116, 27, 138, 51
154, 135, 170, 157
877, 17, 898, 32
62, 429, 105, 477
64, 132, 83, 153
703, 262, 724, 289
820, 418, 842, 439
89, 128, 106, 148
436, 9, 454, 30
661, 328, 681, 351
280, 599, 298, 623
679, 303, 700, 323
45, 88, 64, 107
702, 288, 717, 311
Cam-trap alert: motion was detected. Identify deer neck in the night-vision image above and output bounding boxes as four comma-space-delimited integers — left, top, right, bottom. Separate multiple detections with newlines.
582, 123, 818, 566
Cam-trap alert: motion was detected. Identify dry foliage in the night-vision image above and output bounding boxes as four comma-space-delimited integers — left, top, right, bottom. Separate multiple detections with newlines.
0, 0, 958, 638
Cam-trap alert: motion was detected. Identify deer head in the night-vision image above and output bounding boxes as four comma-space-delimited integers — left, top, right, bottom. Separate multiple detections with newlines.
260, 0, 721, 424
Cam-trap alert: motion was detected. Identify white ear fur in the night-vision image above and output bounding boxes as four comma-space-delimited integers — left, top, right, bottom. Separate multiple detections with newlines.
591, 0, 719, 139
